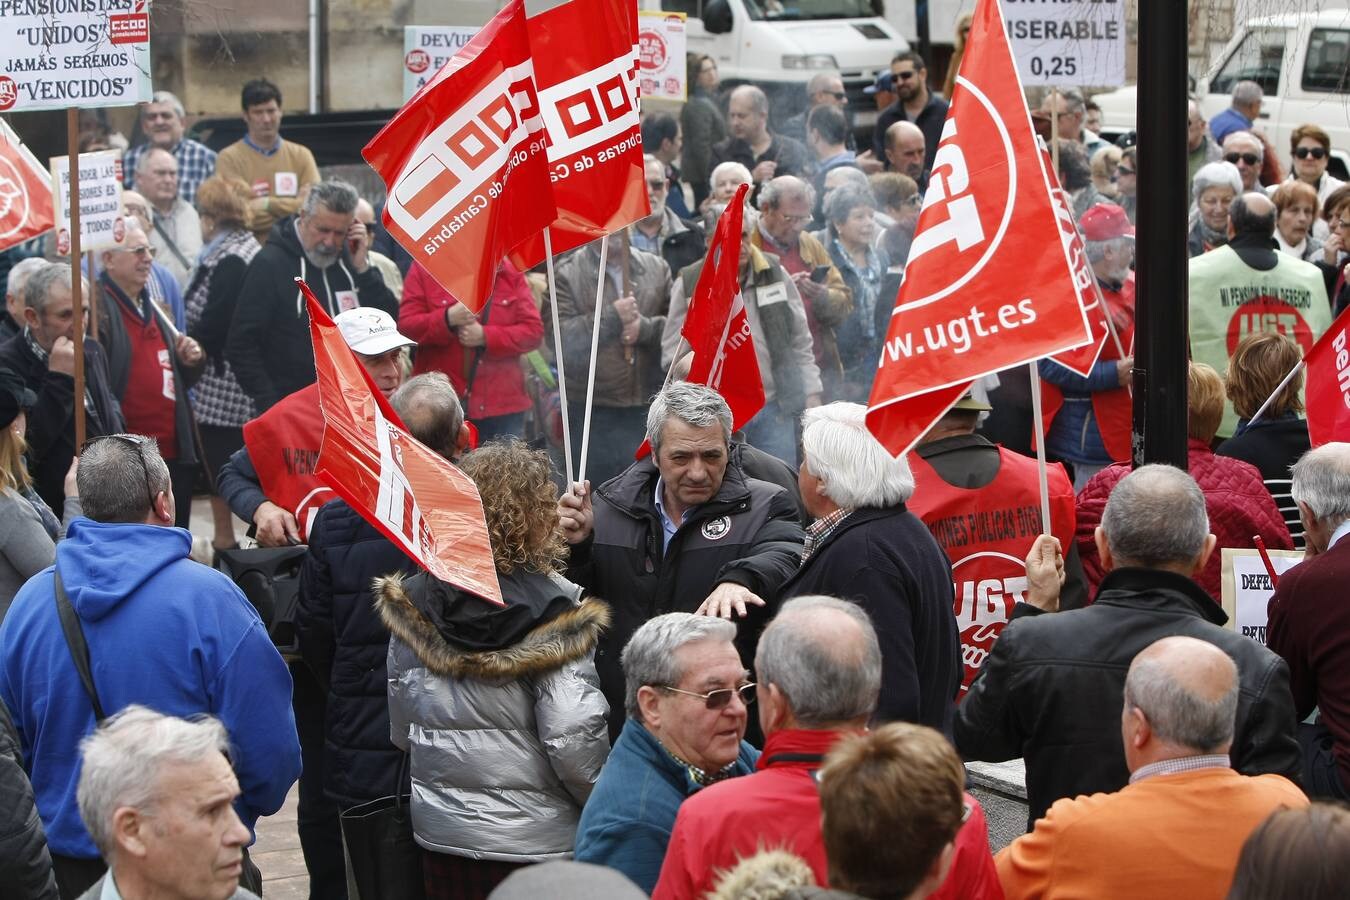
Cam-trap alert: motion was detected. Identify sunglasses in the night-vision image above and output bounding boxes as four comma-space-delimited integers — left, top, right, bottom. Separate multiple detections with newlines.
825, 91, 847, 100
1225, 152, 1261, 166
1294, 146, 1327, 160
80, 434, 157, 511
894, 70, 918, 81
659, 682, 756, 710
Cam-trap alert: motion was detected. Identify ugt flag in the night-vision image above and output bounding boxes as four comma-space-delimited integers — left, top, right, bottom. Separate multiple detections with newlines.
1303, 304, 1350, 447
866, 0, 1094, 457
363, 0, 554, 313
0, 118, 54, 253
508, 0, 649, 269
1042, 144, 1113, 378
303, 280, 502, 605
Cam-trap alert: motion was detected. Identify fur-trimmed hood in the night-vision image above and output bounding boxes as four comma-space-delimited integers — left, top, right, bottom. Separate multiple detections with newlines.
707, 850, 816, 900
375, 572, 610, 680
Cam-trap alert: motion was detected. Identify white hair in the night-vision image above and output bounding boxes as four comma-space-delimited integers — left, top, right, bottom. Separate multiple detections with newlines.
8, 257, 51, 303
147, 90, 185, 119
709, 160, 752, 191
801, 402, 914, 509
1192, 161, 1242, 203
1292, 443, 1350, 531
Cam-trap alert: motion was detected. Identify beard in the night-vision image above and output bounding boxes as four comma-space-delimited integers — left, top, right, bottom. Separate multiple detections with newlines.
304, 245, 340, 269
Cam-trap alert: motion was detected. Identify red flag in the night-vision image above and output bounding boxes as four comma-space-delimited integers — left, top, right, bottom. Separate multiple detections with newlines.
1043, 147, 1111, 377
1303, 304, 1350, 447
0, 118, 54, 253
636, 184, 763, 458
363, 0, 554, 313
507, 0, 649, 269
865, 0, 1093, 457
304, 279, 503, 605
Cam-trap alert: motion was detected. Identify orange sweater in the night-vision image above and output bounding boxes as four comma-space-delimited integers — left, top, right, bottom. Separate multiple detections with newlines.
997, 767, 1307, 900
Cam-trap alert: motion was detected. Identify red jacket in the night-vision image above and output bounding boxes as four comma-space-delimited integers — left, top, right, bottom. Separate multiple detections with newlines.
652, 729, 1003, 900
399, 260, 543, 421
1076, 438, 1293, 601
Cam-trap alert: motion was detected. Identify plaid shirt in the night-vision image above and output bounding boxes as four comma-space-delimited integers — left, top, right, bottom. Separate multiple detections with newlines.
124, 138, 218, 206
1128, 754, 1230, 784
801, 507, 853, 564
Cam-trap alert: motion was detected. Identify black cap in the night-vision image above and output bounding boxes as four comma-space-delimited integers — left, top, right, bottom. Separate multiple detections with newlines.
0, 368, 36, 429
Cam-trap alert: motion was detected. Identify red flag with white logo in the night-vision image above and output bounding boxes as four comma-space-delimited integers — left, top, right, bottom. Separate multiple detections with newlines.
0, 118, 54, 253
507, 0, 649, 269
1042, 147, 1111, 377
303, 279, 503, 605
363, 0, 554, 313
865, 0, 1094, 457
636, 184, 763, 458
1302, 305, 1350, 447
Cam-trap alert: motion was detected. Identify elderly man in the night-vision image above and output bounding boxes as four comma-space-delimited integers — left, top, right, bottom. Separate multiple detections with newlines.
1223, 131, 1267, 192
138, 147, 203, 289
227, 179, 398, 413
1188, 98, 1224, 182
1039, 203, 1136, 487
573, 613, 758, 893
75, 707, 260, 900
1, 256, 46, 342
1268, 443, 1350, 801
885, 120, 927, 184
1209, 80, 1264, 145
558, 382, 805, 737
780, 71, 852, 149
780, 403, 960, 731
1189, 192, 1330, 438
0, 437, 299, 896
640, 112, 692, 219
123, 90, 218, 206
710, 85, 812, 189
655, 597, 1000, 900
629, 154, 705, 277
1040, 88, 1108, 158
117, 189, 187, 330
955, 465, 1302, 824
872, 51, 946, 172
96, 219, 205, 528
997, 636, 1308, 900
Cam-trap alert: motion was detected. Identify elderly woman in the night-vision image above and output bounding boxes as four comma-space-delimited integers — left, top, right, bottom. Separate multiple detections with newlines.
1189, 161, 1244, 256
378, 439, 610, 899
1320, 184, 1350, 316
704, 160, 752, 213
1271, 180, 1323, 261
824, 184, 889, 399
575, 613, 758, 894
1277, 123, 1346, 241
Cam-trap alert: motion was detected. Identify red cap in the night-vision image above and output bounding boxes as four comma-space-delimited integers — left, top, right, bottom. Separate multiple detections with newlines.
1079, 203, 1135, 241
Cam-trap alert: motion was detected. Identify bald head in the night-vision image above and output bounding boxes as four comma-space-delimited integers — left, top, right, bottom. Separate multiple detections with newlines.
1230, 191, 1277, 239
1123, 636, 1239, 765
885, 121, 926, 180
1099, 465, 1215, 573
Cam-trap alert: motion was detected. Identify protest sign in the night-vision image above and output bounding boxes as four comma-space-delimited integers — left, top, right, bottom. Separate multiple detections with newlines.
402, 25, 480, 102
1000, 0, 1126, 88
50, 150, 123, 255
1220, 548, 1304, 646
638, 11, 687, 101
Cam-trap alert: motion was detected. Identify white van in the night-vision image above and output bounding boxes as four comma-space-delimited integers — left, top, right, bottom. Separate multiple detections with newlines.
642, 0, 908, 131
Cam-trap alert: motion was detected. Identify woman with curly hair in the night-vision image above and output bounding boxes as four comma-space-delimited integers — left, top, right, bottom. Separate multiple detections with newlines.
377, 439, 611, 900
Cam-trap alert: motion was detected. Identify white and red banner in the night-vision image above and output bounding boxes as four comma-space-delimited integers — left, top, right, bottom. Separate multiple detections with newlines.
865, 0, 1094, 457
364, 0, 555, 313
1303, 305, 1350, 448
1042, 146, 1110, 377
304, 280, 502, 605
508, 0, 649, 270
0, 118, 54, 253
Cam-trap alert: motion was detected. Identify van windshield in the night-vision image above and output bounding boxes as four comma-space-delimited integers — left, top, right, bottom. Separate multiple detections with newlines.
744, 0, 881, 22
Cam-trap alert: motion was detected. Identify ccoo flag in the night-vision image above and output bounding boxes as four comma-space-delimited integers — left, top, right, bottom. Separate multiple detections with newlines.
0, 117, 54, 253
865, 0, 1094, 457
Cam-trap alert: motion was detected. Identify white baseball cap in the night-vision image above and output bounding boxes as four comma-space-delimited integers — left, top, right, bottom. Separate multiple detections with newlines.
335, 307, 416, 355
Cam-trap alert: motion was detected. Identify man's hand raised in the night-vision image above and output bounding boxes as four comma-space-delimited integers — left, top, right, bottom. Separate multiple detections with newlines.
558, 481, 593, 545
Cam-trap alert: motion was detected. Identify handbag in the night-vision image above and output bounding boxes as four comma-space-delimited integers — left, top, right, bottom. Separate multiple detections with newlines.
215, 545, 309, 655
340, 753, 425, 900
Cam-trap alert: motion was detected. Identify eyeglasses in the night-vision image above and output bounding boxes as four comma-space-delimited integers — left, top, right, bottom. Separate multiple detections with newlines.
80, 434, 157, 511
1294, 146, 1327, 160
118, 245, 156, 258
1225, 152, 1261, 166
659, 682, 756, 710
779, 212, 813, 224
1116, 166, 1136, 177
825, 91, 847, 101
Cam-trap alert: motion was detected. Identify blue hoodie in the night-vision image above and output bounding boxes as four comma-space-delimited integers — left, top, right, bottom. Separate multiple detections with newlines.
0, 518, 300, 858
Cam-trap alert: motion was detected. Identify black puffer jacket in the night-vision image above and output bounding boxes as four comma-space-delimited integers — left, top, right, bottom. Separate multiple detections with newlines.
954, 566, 1303, 825
296, 498, 419, 808
0, 697, 57, 899
566, 458, 805, 738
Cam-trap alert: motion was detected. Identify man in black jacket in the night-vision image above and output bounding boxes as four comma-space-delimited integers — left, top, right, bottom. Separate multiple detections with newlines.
0, 697, 56, 900
955, 464, 1303, 825
629, 154, 705, 277
227, 179, 398, 412
558, 382, 805, 739
779, 402, 960, 734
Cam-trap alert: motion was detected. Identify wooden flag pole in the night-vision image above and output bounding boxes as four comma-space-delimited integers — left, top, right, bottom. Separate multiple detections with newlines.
542, 229, 575, 486
85, 250, 99, 341
577, 237, 610, 485
1027, 360, 1053, 536
65, 108, 87, 450
1049, 87, 1060, 175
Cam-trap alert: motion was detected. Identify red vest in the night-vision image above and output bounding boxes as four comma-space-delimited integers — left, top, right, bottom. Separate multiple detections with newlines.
114, 299, 178, 459
908, 446, 1076, 694
241, 383, 331, 539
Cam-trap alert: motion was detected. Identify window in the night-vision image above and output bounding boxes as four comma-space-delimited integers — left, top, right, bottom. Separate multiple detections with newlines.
1302, 28, 1350, 93
661, 0, 702, 18
1211, 29, 1286, 97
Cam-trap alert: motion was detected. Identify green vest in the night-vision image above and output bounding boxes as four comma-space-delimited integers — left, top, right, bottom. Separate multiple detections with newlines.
1189, 245, 1330, 437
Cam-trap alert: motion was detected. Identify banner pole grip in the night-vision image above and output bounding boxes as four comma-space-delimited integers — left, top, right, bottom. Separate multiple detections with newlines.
1028, 360, 1053, 536
543, 229, 575, 486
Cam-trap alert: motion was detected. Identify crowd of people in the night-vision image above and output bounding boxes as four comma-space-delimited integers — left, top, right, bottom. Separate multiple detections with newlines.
0, 38, 1348, 900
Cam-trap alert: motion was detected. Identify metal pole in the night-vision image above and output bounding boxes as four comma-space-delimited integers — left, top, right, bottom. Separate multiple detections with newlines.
916, 0, 931, 65
65, 108, 86, 450
1132, 0, 1190, 470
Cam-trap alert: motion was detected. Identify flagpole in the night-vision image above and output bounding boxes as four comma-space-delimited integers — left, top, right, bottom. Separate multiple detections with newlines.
1027, 361, 1053, 536
543, 229, 575, 485
577, 236, 609, 484
1244, 360, 1304, 430
65, 108, 87, 450
1087, 276, 1128, 363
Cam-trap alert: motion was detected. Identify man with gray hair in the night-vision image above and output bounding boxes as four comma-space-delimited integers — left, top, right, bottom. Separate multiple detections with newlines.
779, 403, 960, 732
574, 613, 758, 893
956, 464, 1301, 825
123, 90, 218, 206
137, 147, 203, 288
0, 435, 298, 896
1040, 87, 1107, 157
1223, 130, 1266, 192
75, 706, 260, 899
1210, 79, 1264, 145
997, 636, 1308, 899
1, 256, 47, 342
559, 382, 805, 740
710, 85, 812, 190
779, 70, 853, 149
1269, 442, 1350, 800
228, 178, 399, 412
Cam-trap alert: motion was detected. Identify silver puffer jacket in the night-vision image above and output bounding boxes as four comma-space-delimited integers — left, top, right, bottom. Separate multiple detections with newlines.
377, 570, 611, 862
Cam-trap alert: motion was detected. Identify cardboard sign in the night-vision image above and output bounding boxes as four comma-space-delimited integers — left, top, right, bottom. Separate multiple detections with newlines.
1220, 548, 1305, 646
0, 0, 153, 112
402, 25, 480, 102
637, 11, 687, 101
50, 150, 124, 254
999, 0, 1126, 88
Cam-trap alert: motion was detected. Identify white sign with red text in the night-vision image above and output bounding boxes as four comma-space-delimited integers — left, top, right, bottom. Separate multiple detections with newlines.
402, 25, 480, 102
1220, 548, 1304, 647
50, 150, 124, 254
637, 11, 686, 101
